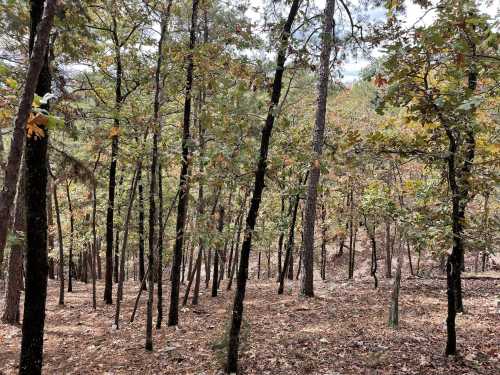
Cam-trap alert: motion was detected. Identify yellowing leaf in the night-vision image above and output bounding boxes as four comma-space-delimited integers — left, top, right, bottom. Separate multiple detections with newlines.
109, 126, 120, 138
26, 113, 46, 139
5, 78, 18, 89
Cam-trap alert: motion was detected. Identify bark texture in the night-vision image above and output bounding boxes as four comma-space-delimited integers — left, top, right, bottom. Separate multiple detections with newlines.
300, 0, 335, 297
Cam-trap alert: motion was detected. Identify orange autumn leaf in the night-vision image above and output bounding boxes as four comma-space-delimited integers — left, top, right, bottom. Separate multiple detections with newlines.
26, 112, 47, 139
109, 126, 120, 138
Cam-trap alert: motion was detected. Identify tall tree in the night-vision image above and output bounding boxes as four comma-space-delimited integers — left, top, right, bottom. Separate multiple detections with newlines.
65, 180, 74, 292
378, 0, 497, 356
300, 0, 336, 297
225, 0, 301, 371
19, 0, 57, 372
168, 0, 199, 327
1, 164, 25, 324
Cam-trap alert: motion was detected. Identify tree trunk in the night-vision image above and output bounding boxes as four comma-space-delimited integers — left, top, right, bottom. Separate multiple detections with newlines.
137, 164, 146, 289
47, 177, 54, 267
96, 238, 102, 279
278, 173, 307, 294
2, 168, 25, 324
227, 191, 247, 291
348, 187, 355, 279
114, 231, 120, 284
20, 1, 56, 372
300, 0, 335, 297
385, 221, 392, 278
320, 202, 327, 280
226, 1, 301, 371
364, 217, 378, 289
90, 155, 100, 310
406, 240, 414, 276
168, 0, 199, 327
65, 181, 74, 292
156, 162, 165, 328
183, 248, 201, 306
53, 184, 64, 305
388, 241, 403, 328
114, 166, 139, 329
0, 0, 54, 273
212, 206, 224, 297
104, 15, 128, 305
276, 196, 285, 280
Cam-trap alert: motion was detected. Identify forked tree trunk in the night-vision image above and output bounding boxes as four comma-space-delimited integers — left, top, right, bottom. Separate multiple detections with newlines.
226, 2, 301, 371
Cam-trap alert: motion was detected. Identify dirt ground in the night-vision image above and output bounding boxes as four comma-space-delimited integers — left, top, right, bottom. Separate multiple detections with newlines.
1, 273, 499, 374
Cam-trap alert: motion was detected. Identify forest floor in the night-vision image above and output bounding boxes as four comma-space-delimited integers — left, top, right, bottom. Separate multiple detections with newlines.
1, 273, 499, 374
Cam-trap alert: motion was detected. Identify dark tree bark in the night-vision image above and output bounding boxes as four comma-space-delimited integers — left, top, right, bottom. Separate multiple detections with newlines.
2, 168, 25, 324
257, 251, 261, 280
151, 0, 171, 331
276, 196, 285, 280
388, 241, 403, 328
278, 173, 307, 295
0, 0, 53, 272
300, 0, 335, 297
103, 11, 134, 305
65, 181, 74, 292
47, 177, 54, 265
53, 184, 64, 305
364, 217, 378, 289
114, 167, 139, 329
191, 181, 205, 305
406, 240, 414, 276
320, 202, 327, 280
96, 238, 102, 279
168, 0, 199, 327
137, 164, 146, 289
90, 154, 100, 310
19, 1, 57, 372
384, 221, 392, 278
226, 1, 301, 371
227, 191, 247, 291
182, 247, 200, 306
114, 231, 120, 284
444, 64, 477, 356
212, 206, 224, 297
156, 163, 164, 328
347, 187, 355, 279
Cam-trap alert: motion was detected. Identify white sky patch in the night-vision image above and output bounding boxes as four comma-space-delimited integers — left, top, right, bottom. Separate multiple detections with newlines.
247, 0, 499, 83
